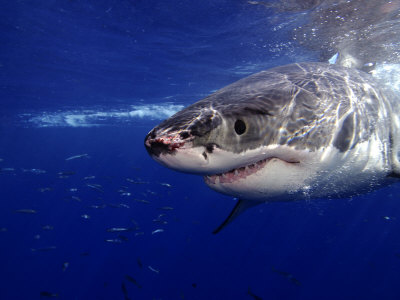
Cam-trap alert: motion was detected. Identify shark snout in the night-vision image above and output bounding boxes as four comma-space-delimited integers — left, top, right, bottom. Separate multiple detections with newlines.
144, 129, 190, 157
144, 129, 169, 157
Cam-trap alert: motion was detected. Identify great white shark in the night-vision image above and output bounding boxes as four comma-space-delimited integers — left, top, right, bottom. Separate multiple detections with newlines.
144, 62, 400, 233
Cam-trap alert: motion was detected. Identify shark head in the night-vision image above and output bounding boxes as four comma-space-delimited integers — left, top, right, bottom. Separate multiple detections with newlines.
145, 63, 394, 211
145, 63, 393, 203
144, 62, 397, 232
144, 98, 318, 201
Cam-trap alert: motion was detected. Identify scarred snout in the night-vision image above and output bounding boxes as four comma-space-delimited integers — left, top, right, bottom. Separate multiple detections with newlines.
144, 128, 192, 157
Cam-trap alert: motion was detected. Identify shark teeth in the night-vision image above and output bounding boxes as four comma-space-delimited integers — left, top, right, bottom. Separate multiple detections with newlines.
204, 157, 300, 185
205, 158, 269, 185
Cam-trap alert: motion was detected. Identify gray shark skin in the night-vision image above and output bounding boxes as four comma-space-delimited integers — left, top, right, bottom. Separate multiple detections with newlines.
144, 62, 400, 233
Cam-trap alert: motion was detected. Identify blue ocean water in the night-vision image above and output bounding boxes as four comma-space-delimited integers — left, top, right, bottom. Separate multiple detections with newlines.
1, 1, 400, 299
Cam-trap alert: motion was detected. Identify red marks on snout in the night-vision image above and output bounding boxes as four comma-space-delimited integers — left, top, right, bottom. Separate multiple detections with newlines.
154, 137, 185, 151
145, 133, 188, 157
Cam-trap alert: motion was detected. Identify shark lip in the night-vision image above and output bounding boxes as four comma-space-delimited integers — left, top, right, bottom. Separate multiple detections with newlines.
204, 157, 300, 185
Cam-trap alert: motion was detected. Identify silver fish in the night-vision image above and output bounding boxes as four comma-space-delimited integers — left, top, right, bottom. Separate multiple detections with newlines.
65, 153, 89, 161
15, 209, 37, 214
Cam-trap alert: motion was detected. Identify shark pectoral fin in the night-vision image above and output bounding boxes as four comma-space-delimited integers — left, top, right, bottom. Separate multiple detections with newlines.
212, 199, 260, 234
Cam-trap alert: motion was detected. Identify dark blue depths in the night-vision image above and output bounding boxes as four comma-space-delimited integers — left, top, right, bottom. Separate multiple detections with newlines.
1, 126, 400, 300
1, 1, 400, 299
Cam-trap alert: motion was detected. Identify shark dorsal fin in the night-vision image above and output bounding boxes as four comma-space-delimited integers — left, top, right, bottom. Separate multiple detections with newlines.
213, 199, 260, 234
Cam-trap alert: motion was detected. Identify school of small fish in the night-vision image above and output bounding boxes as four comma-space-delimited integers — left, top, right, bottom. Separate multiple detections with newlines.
0, 154, 179, 299
0, 154, 300, 299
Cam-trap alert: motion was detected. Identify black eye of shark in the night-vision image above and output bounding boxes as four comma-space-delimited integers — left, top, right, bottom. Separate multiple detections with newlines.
234, 119, 246, 135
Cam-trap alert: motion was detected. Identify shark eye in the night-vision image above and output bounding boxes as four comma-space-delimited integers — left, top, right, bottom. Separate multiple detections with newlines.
234, 119, 246, 135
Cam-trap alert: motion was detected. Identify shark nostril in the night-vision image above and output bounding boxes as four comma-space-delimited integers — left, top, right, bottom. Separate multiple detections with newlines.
145, 140, 169, 157
179, 131, 190, 139
149, 130, 156, 139
144, 130, 156, 145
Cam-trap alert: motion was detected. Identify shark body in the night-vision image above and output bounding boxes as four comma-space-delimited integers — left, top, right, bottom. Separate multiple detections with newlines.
145, 62, 400, 232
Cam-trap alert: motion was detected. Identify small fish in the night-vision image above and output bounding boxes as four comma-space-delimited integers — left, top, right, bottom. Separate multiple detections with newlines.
107, 227, 132, 233
148, 265, 160, 274
120, 192, 131, 196
38, 187, 52, 192
71, 196, 81, 202
87, 184, 103, 193
34, 234, 41, 240
125, 274, 142, 289
153, 220, 168, 225
121, 282, 130, 300
107, 203, 130, 208
62, 262, 69, 272
88, 204, 106, 209
89, 183, 102, 188
158, 206, 174, 211
69, 188, 78, 192
126, 178, 149, 184
0, 167, 15, 172
153, 214, 167, 224
134, 199, 150, 204
31, 246, 57, 252
130, 224, 140, 231
58, 171, 75, 176
160, 182, 172, 188
118, 235, 129, 241
42, 225, 54, 230
137, 258, 143, 268
15, 209, 37, 214
84, 175, 96, 180
135, 232, 144, 236
81, 214, 90, 219
22, 168, 47, 174
271, 266, 301, 286
151, 229, 164, 235
105, 239, 122, 243
247, 287, 262, 300
65, 153, 89, 161
40, 291, 59, 297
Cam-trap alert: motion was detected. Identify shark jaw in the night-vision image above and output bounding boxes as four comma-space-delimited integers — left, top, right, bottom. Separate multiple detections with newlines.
145, 133, 313, 201
203, 153, 315, 201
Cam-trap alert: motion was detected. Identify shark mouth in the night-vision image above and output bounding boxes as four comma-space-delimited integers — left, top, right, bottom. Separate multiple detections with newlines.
204, 157, 299, 185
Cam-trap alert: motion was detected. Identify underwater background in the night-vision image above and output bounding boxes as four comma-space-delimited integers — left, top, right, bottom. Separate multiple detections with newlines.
1, 1, 400, 299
